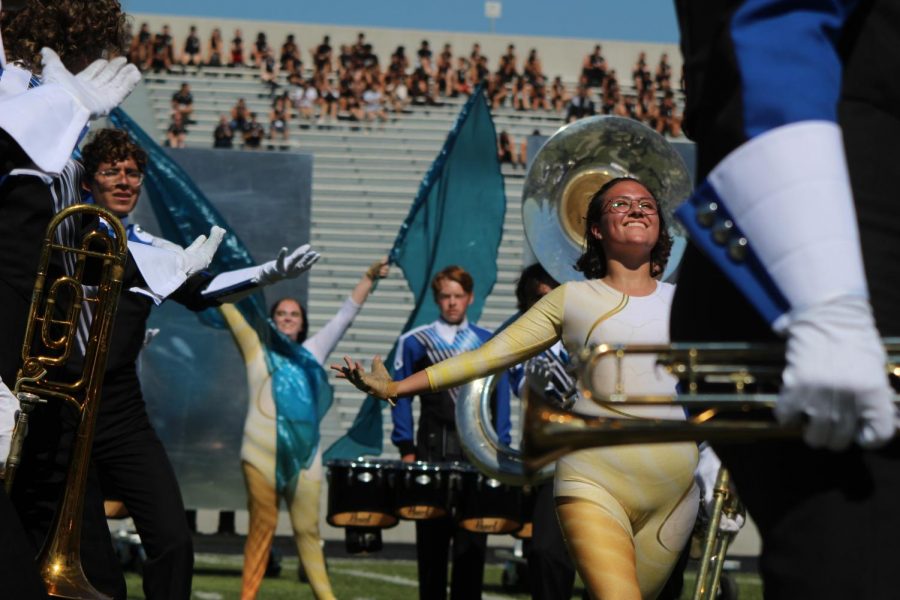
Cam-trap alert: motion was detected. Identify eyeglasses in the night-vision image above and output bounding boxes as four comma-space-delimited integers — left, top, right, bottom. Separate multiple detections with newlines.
96, 168, 144, 185
605, 196, 658, 215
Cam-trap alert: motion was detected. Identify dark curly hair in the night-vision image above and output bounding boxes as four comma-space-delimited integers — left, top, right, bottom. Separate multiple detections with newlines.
80, 129, 147, 179
515, 263, 559, 312
573, 176, 672, 279
270, 297, 309, 344
1, 0, 127, 73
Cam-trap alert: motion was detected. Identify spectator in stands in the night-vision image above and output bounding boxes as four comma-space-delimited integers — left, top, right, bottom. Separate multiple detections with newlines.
520, 128, 541, 165
360, 43, 379, 70
269, 93, 291, 145
181, 25, 202, 66
291, 79, 318, 122
601, 88, 618, 115
451, 57, 471, 97
214, 115, 234, 148
655, 90, 681, 137
531, 75, 551, 111
638, 85, 658, 128
581, 44, 607, 88
230, 29, 246, 67
287, 58, 305, 87
512, 76, 532, 111
150, 30, 174, 73
338, 44, 355, 76
471, 55, 490, 85
317, 75, 340, 122
497, 130, 524, 168
489, 72, 509, 109
386, 73, 410, 113
436, 43, 453, 96
655, 53, 672, 88
231, 98, 250, 132
497, 44, 518, 84
352, 32, 367, 61
171, 82, 194, 123
362, 81, 389, 125
389, 46, 410, 78
550, 75, 569, 112
252, 32, 270, 68
206, 28, 225, 67
243, 112, 265, 149
280, 34, 300, 71
167, 112, 187, 148
313, 35, 333, 76
632, 51, 652, 92
603, 68, 620, 100
566, 85, 596, 122
615, 94, 643, 122
260, 49, 279, 94
523, 48, 543, 85
416, 40, 433, 76
129, 22, 153, 70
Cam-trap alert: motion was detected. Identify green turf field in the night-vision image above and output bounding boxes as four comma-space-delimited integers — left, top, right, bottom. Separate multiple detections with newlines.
122, 554, 763, 599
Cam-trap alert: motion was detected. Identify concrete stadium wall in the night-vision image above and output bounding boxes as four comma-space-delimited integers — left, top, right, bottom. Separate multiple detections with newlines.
129, 12, 682, 85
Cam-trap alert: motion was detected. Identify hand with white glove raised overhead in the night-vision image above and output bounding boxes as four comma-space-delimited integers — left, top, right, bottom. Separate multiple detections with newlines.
253, 244, 321, 286
694, 445, 745, 534
0, 377, 20, 470
40, 48, 142, 119
775, 297, 896, 451
152, 226, 226, 278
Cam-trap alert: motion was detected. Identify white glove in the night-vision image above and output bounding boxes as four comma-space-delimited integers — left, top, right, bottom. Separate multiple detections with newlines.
775, 297, 895, 451
694, 445, 745, 534
0, 377, 19, 470
152, 226, 226, 279
253, 245, 320, 286
40, 47, 142, 119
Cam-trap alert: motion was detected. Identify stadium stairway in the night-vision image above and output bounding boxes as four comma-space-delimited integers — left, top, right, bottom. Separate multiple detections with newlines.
139, 67, 563, 457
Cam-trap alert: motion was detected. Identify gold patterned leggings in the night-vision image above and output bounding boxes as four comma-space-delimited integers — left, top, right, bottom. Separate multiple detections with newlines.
240, 462, 336, 600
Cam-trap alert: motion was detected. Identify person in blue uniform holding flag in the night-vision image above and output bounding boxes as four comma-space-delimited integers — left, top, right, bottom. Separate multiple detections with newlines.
391, 264, 511, 600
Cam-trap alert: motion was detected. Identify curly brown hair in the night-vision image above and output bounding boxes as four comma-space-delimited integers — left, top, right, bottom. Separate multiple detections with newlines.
1, 0, 127, 73
573, 177, 673, 279
80, 129, 147, 179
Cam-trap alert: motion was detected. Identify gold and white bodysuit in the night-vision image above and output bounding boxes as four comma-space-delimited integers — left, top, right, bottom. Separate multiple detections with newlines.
222, 299, 362, 600
426, 280, 698, 599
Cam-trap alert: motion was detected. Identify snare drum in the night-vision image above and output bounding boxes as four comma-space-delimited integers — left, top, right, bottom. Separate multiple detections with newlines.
326, 459, 399, 528
390, 461, 451, 520
452, 463, 524, 534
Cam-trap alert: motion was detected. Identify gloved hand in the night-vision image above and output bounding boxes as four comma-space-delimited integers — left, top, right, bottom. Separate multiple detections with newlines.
335, 356, 398, 403
253, 244, 320, 286
694, 445, 745, 534
365, 258, 390, 281
152, 226, 226, 278
775, 296, 896, 451
40, 48, 142, 119
0, 377, 20, 470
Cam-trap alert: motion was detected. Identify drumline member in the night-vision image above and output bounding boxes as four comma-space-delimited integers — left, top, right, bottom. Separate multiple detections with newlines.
219, 258, 388, 600
338, 179, 707, 599
672, 1, 900, 597
389, 265, 511, 600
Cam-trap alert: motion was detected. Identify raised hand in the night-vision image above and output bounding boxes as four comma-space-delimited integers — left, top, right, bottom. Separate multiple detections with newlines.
254, 244, 321, 286
40, 48, 141, 118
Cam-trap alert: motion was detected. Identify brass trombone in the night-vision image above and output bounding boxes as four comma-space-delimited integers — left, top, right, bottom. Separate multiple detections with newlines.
3, 204, 127, 600
521, 340, 900, 472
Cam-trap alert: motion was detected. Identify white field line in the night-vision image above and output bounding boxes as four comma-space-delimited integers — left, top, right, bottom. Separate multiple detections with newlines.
332, 568, 516, 600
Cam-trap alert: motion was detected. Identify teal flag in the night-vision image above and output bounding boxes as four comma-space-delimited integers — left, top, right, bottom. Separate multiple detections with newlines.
325, 84, 507, 460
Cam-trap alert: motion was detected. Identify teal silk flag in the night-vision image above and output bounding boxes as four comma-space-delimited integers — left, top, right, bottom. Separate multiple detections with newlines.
324, 84, 507, 460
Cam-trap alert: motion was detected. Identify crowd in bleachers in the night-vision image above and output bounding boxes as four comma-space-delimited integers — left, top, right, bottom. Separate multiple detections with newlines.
126, 22, 685, 151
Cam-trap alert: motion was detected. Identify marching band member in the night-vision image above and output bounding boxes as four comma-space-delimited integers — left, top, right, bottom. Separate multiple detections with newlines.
219, 259, 388, 600
389, 265, 511, 600
672, 1, 900, 597
67, 128, 320, 599
337, 178, 697, 599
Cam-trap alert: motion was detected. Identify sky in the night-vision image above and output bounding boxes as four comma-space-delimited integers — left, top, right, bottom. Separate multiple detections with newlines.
121, 0, 680, 44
